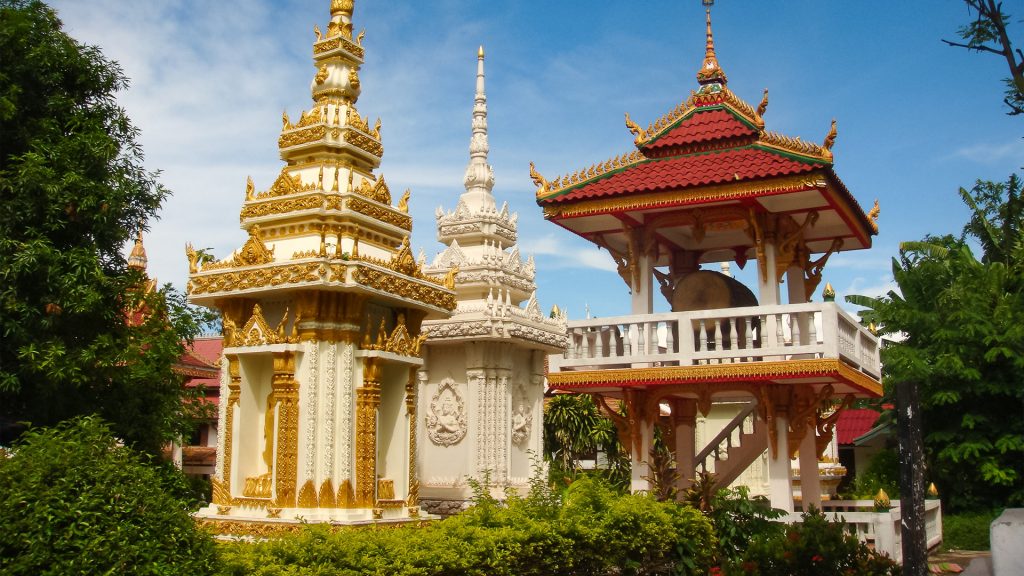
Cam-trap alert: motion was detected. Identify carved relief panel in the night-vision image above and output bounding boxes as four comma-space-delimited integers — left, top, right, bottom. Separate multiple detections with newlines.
425, 377, 467, 446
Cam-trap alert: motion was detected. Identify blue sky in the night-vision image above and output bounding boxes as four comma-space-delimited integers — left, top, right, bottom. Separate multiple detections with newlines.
49, 1, 1023, 320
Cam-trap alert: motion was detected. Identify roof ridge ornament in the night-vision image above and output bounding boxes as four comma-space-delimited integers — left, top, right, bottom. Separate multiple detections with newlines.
696, 1, 727, 89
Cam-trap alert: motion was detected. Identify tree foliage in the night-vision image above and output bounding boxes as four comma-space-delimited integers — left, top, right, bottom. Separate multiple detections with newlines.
543, 393, 630, 489
0, 0, 211, 454
0, 416, 219, 575
943, 0, 1024, 115
847, 174, 1024, 511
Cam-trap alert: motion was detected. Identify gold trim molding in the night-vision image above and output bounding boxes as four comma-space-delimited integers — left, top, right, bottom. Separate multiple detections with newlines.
547, 358, 881, 396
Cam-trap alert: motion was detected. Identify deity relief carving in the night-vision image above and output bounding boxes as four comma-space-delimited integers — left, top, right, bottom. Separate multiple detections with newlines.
425, 378, 467, 446
511, 388, 532, 446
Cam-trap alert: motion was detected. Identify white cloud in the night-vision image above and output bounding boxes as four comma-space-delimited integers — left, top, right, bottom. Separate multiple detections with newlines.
949, 138, 1024, 165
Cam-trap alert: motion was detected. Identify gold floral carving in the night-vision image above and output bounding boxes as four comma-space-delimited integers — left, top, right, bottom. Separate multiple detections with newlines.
233, 304, 294, 347
547, 358, 882, 397
318, 479, 337, 508
541, 174, 827, 218
363, 315, 427, 357
314, 65, 328, 85
405, 369, 418, 506
356, 358, 382, 507
353, 266, 456, 311
343, 130, 383, 157
355, 174, 391, 204
348, 196, 412, 230
535, 150, 645, 199
279, 125, 327, 149
312, 35, 364, 59
256, 170, 316, 200
270, 352, 300, 508
337, 479, 356, 508
759, 131, 830, 161
241, 195, 324, 219
233, 225, 276, 267
297, 479, 318, 508
188, 262, 324, 296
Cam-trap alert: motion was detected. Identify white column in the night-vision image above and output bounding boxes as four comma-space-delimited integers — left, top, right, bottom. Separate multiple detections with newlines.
799, 428, 822, 511
631, 250, 654, 315
767, 413, 794, 512
758, 243, 780, 306
630, 421, 652, 492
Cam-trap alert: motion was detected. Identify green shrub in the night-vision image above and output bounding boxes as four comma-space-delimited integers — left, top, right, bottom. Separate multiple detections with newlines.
841, 447, 901, 500
717, 507, 900, 576
0, 416, 219, 575
707, 486, 786, 565
217, 475, 716, 576
943, 510, 1000, 551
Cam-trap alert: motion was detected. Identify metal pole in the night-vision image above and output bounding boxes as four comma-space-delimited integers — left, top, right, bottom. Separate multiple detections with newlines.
897, 380, 927, 575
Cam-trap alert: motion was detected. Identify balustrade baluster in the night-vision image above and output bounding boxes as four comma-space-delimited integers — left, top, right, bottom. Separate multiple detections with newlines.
624, 324, 633, 357
698, 320, 708, 363
809, 311, 818, 346
648, 321, 658, 355
792, 312, 802, 347
745, 317, 754, 361
665, 321, 675, 355
713, 319, 724, 364
594, 327, 604, 358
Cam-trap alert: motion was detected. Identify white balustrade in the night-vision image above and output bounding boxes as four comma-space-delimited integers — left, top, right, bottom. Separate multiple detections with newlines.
783, 499, 943, 564
550, 302, 881, 379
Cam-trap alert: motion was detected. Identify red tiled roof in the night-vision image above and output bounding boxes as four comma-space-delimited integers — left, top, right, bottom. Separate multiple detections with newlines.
540, 147, 824, 205
189, 337, 223, 366
643, 108, 757, 153
836, 408, 881, 445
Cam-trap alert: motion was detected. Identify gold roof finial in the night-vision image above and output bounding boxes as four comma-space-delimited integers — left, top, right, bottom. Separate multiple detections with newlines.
330, 0, 354, 17
478, 45, 484, 59
128, 230, 148, 271
697, 1, 727, 87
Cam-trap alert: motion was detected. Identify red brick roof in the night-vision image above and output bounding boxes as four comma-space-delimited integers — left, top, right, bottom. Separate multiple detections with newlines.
539, 146, 824, 205
836, 408, 881, 445
643, 108, 757, 153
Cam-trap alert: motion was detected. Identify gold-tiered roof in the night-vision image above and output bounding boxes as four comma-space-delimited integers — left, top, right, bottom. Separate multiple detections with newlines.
187, 1, 454, 314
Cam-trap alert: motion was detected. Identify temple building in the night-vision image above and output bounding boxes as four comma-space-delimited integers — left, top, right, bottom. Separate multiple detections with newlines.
418, 48, 567, 514
532, 5, 882, 512
187, 0, 456, 531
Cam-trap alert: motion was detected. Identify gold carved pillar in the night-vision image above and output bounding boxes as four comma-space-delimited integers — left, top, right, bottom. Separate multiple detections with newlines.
356, 356, 382, 507
213, 354, 242, 505
406, 367, 419, 507
271, 351, 300, 508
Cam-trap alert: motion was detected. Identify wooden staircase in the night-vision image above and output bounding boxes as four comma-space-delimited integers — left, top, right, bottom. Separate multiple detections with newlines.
692, 400, 767, 488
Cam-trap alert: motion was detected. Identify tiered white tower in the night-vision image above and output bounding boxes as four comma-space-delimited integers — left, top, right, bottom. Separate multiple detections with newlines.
418, 48, 567, 512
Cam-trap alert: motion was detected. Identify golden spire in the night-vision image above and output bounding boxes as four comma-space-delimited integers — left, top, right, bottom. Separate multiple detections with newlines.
128, 230, 148, 271
478, 45, 484, 59
696, 1, 727, 87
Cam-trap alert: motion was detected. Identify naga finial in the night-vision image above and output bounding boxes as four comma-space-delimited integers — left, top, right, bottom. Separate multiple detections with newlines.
529, 162, 549, 194
624, 112, 645, 144
823, 119, 837, 151
756, 88, 769, 117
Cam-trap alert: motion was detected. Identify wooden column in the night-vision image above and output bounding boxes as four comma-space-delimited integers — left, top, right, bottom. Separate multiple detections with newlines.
670, 398, 698, 493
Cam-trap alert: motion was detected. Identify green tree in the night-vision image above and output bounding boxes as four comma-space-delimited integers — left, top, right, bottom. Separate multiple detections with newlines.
943, 0, 1024, 115
0, 0, 211, 454
848, 174, 1024, 511
544, 393, 630, 488
0, 416, 219, 575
